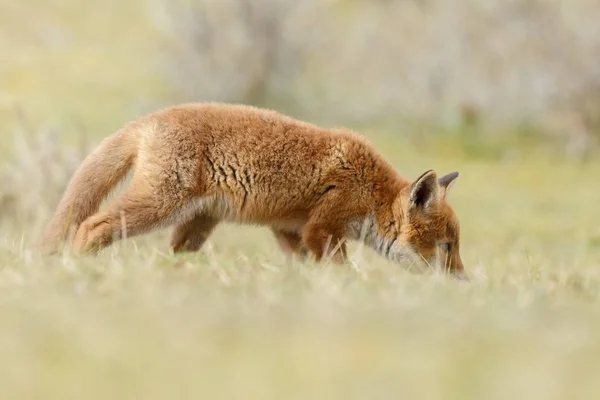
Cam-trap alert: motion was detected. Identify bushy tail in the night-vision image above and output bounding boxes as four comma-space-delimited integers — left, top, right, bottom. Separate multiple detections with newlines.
41, 126, 139, 253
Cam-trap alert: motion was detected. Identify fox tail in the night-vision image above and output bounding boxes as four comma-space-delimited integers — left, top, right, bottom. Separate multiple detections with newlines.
40, 125, 140, 253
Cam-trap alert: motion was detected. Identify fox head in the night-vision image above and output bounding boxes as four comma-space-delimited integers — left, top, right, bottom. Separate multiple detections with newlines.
394, 170, 466, 279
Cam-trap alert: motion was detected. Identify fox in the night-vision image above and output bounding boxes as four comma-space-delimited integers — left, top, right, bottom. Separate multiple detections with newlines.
41, 102, 467, 278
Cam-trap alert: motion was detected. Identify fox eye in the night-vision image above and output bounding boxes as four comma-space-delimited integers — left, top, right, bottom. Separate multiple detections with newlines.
440, 242, 452, 252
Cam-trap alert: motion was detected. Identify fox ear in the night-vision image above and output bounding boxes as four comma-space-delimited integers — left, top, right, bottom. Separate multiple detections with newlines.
409, 170, 439, 212
438, 171, 459, 198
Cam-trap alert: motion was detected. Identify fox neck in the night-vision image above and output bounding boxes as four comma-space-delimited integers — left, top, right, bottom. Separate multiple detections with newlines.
349, 182, 419, 264
351, 211, 397, 259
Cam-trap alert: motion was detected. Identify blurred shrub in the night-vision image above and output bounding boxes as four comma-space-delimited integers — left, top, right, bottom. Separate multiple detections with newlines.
155, 0, 324, 110
0, 110, 89, 232
156, 0, 600, 153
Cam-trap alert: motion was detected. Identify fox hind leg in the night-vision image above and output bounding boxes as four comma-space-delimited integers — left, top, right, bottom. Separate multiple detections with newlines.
72, 179, 189, 254
171, 214, 219, 253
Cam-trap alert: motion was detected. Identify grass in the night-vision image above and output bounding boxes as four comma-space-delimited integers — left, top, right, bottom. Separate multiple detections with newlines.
1, 127, 600, 399
2, 1, 600, 398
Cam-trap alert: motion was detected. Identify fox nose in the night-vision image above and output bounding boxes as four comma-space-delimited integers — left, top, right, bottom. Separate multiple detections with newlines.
451, 254, 468, 281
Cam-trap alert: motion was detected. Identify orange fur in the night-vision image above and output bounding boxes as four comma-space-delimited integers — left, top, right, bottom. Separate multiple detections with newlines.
41, 103, 466, 278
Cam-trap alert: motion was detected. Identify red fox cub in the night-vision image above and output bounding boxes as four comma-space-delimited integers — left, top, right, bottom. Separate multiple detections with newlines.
42, 103, 466, 278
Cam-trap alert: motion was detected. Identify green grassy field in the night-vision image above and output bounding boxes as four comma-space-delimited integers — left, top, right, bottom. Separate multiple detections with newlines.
2, 0, 600, 398
1, 129, 600, 399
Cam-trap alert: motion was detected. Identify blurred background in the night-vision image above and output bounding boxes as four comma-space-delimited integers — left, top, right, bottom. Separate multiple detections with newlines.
2, 1, 600, 399
2, 0, 600, 154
